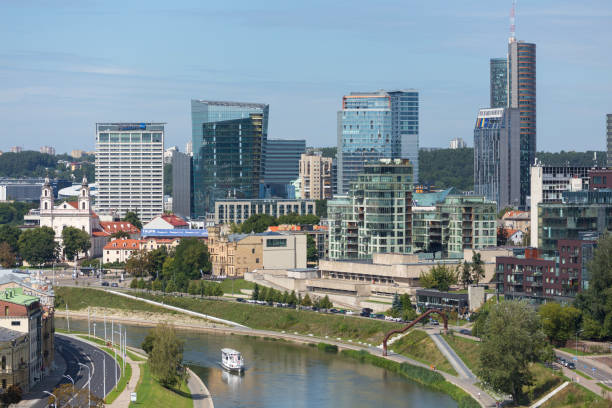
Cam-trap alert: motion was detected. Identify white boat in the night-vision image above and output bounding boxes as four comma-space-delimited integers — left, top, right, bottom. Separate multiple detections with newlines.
221, 348, 244, 373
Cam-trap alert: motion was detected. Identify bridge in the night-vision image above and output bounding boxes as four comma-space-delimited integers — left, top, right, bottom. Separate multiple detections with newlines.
382, 308, 448, 356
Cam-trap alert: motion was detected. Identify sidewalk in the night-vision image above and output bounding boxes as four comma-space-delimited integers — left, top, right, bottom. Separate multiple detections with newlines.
16, 353, 67, 408
186, 367, 214, 408
108, 355, 142, 408
428, 330, 477, 380
560, 365, 611, 401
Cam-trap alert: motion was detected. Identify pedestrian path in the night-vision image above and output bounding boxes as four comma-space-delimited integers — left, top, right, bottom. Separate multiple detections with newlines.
108, 355, 142, 407
529, 381, 569, 408
186, 367, 214, 408
16, 352, 67, 408
428, 331, 477, 380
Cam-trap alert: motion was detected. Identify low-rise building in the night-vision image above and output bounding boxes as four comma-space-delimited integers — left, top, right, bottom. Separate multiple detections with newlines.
0, 329, 29, 393
103, 239, 141, 264
214, 199, 316, 225
500, 210, 530, 233
142, 214, 189, 230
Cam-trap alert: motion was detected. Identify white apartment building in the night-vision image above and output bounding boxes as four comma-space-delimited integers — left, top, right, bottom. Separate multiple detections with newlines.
95, 123, 165, 222
299, 152, 332, 200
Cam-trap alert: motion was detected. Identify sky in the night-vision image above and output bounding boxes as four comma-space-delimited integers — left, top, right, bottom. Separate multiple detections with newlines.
1, 0, 611, 154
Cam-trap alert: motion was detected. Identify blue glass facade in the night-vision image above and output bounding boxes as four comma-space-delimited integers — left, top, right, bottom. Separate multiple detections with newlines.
263, 139, 306, 198
191, 100, 269, 218
337, 90, 419, 194
490, 58, 507, 108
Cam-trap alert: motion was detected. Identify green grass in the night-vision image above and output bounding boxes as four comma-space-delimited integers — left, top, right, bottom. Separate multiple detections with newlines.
75, 334, 147, 362
598, 383, 612, 392
391, 330, 457, 376
442, 334, 481, 373
129, 362, 192, 408
131, 292, 403, 344
541, 383, 612, 408
559, 347, 595, 356
341, 349, 479, 408
101, 346, 132, 404
576, 369, 594, 380
521, 363, 564, 405
219, 278, 254, 295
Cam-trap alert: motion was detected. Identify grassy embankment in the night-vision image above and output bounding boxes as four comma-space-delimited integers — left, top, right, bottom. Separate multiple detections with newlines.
75, 334, 146, 362
129, 362, 192, 408
541, 383, 612, 408
340, 348, 479, 408
391, 330, 457, 375
219, 278, 254, 295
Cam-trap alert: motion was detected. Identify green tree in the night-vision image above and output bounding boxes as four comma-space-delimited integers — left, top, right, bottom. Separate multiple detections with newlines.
147, 323, 187, 387
239, 214, 277, 233
0, 224, 21, 253
315, 199, 328, 218
252, 283, 260, 300
478, 301, 552, 403
306, 234, 318, 263
419, 264, 457, 291
399, 294, 412, 311
130, 278, 138, 289
146, 246, 168, 280
301, 293, 313, 307
471, 252, 485, 286
458, 261, 472, 289
164, 163, 173, 196
318, 295, 333, 309
161, 238, 211, 291
165, 280, 178, 293
0, 242, 16, 267
152, 279, 163, 292
288, 290, 298, 306
125, 250, 148, 277
61, 226, 91, 261
539, 302, 582, 346
418, 148, 474, 191
141, 332, 155, 354
122, 211, 142, 230
391, 293, 401, 314
110, 231, 129, 239
18, 226, 58, 266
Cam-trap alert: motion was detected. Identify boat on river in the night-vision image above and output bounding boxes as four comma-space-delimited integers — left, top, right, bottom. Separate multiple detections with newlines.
221, 348, 244, 373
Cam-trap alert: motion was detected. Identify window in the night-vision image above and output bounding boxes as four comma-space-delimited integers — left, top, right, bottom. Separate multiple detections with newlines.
256, 258, 259, 263
266, 238, 287, 248
11, 321, 20, 326
4, 306, 8, 316
251, 248, 255, 254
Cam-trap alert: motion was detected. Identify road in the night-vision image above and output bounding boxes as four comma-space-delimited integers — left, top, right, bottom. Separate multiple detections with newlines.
556, 349, 612, 384
26, 335, 119, 408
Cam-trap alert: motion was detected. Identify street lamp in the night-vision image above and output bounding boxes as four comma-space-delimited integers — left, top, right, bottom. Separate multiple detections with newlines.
43, 390, 57, 408
576, 329, 584, 358
78, 362, 91, 408
62, 374, 75, 395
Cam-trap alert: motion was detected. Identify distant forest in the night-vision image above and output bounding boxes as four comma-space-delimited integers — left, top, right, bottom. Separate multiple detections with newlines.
0, 151, 94, 182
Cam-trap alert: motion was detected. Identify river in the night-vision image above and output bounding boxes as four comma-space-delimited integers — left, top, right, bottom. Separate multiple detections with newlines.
56, 317, 457, 408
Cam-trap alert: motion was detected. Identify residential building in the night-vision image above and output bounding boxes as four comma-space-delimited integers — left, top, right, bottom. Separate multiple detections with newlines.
214, 198, 316, 225
0, 329, 29, 393
449, 137, 467, 149
529, 164, 591, 246
337, 89, 419, 194
142, 214, 189, 230
538, 190, 612, 256
327, 159, 413, 260
589, 168, 612, 189
140, 237, 181, 252
500, 210, 530, 233
39, 146, 55, 156
473, 107, 521, 209
608, 114, 612, 167
171, 150, 192, 219
268, 224, 328, 261
95, 122, 165, 222
191, 100, 269, 218
263, 139, 306, 198
508, 40, 536, 208
299, 152, 333, 200
70, 149, 86, 159
164, 146, 178, 164
97, 221, 140, 238
490, 58, 508, 108
185, 141, 193, 156
0, 288, 42, 390
10, 146, 22, 153
102, 239, 141, 264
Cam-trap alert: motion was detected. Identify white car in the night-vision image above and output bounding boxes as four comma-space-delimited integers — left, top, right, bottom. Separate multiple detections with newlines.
345, 310, 355, 315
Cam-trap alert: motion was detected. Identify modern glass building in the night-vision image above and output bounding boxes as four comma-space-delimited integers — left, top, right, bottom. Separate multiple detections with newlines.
337, 90, 418, 194
490, 58, 507, 108
95, 123, 164, 222
191, 100, 269, 218
607, 114, 612, 166
508, 40, 536, 208
171, 150, 192, 219
263, 139, 306, 198
473, 107, 521, 209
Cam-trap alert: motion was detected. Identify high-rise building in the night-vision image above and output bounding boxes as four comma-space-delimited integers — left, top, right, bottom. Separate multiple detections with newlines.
473, 107, 521, 209
185, 141, 193, 156
171, 150, 192, 219
191, 100, 269, 218
490, 58, 508, 108
508, 40, 536, 207
449, 137, 467, 149
337, 90, 418, 194
70, 149, 86, 159
607, 114, 612, 166
95, 123, 164, 222
328, 159, 413, 260
299, 152, 332, 200
39, 146, 56, 155
10, 146, 22, 153
263, 139, 306, 198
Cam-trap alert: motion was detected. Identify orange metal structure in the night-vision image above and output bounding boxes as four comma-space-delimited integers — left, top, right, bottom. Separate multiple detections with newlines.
382, 309, 448, 356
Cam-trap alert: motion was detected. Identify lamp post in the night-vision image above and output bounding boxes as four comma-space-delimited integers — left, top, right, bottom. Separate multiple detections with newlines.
576, 329, 584, 358
93, 323, 96, 339
78, 362, 90, 408
62, 374, 75, 396
43, 391, 57, 408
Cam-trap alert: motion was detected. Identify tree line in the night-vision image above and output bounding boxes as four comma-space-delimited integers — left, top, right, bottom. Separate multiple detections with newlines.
251, 283, 333, 309
0, 151, 94, 181
417, 252, 485, 292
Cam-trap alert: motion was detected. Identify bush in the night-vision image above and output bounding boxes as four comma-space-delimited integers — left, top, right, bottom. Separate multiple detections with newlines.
317, 343, 338, 353
0, 385, 23, 404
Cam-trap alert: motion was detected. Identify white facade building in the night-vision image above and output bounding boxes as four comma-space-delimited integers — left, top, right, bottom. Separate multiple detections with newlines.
95, 123, 164, 222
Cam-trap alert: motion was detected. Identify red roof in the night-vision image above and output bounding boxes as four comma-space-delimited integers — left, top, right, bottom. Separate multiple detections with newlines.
160, 214, 188, 227
66, 201, 78, 209
502, 210, 529, 219
103, 239, 141, 250
100, 221, 140, 235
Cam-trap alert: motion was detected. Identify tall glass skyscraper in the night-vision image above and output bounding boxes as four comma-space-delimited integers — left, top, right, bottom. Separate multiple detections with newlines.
607, 114, 612, 166
191, 100, 269, 218
490, 58, 507, 108
337, 90, 418, 194
508, 40, 536, 208
263, 139, 306, 198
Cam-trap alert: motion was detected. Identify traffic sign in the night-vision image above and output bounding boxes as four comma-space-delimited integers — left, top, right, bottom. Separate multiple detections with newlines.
131, 392, 137, 402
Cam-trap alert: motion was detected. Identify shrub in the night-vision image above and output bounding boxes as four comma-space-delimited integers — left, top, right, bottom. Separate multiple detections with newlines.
317, 343, 338, 353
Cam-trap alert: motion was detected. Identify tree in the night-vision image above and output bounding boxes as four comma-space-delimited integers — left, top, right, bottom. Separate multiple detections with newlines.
130, 278, 138, 289
61, 226, 91, 261
0, 385, 22, 405
471, 252, 485, 286
252, 283, 260, 300
165, 280, 178, 293
317, 295, 333, 309
0, 242, 16, 267
391, 293, 401, 314
125, 250, 149, 277
148, 323, 187, 387
315, 199, 328, 218
164, 163, 173, 196
111, 230, 129, 239
18, 226, 58, 266
288, 290, 298, 306
419, 264, 457, 291
458, 261, 473, 289
161, 238, 211, 291
539, 302, 582, 346
239, 214, 277, 233
0, 224, 21, 253
306, 234, 318, 263
301, 293, 313, 307
496, 226, 509, 247
146, 246, 168, 279
478, 301, 552, 403
141, 332, 156, 354
122, 211, 142, 230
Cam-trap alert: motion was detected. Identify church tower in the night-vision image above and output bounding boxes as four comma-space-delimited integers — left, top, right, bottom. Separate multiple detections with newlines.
78, 176, 91, 212
40, 177, 54, 212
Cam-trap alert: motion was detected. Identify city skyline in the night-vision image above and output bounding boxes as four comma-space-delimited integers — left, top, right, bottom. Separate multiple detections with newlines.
1, 1, 611, 154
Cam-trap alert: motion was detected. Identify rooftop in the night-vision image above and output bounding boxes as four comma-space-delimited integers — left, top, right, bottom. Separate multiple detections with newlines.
0, 287, 40, 306
0, 328, 25, 342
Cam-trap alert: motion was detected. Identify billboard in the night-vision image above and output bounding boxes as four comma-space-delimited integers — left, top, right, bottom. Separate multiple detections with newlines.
142, 228, 208, 238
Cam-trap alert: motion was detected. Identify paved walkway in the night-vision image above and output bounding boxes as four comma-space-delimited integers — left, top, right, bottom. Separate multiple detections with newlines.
428, 331, 477, 380
16, 352, 67, 408
186, 367, 215, 408
108, 354, 142, 407
530, 381, 569, 408
559, 365, 612, 401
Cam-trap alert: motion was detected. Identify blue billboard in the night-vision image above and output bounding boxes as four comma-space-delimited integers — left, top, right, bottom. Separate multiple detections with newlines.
142, 228, 208, 238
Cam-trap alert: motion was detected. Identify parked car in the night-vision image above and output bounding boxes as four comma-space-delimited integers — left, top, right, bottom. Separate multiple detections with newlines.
567, 362, 576, 369
360, 308, 373, 317
111, 282, 119, 287
101, 281, 109, 287
430, 319, 439, 326
459, 329, 471, 335
236, 298, 245, 302
345, 310, 355, 316
330, 308, 340, 314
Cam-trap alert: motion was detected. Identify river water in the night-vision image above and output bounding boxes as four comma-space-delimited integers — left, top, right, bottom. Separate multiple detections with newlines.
57, 317, 456, 408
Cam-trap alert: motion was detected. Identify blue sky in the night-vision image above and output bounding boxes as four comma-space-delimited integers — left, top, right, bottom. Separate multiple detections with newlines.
1, 0, 611, 154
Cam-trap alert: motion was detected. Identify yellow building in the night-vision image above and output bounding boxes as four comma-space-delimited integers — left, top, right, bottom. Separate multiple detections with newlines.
0, 329, 29, 392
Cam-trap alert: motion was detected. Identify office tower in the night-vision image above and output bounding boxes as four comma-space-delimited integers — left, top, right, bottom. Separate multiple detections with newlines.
191, 100, 269, 218
299, 152, 333, 200
10, 146, 23, 153
39, 146, 56, 155
263, 139, 306, 198
508, 39, 536, 207
185, 141, 193, 156
473, 107, 521, 209
328, 159, 413, 260
171, 150, 192, 219
337, 90, 418, 194
449, 137, 467, 149
606, 113, 612, 167
95, 123, 164, 222
490, 58, 508, 108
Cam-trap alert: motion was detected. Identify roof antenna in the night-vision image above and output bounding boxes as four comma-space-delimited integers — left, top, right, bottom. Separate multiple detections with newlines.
509, 0, 517, 43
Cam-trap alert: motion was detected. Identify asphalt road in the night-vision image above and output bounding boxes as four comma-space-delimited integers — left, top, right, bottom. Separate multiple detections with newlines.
555, 350, 612, 384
